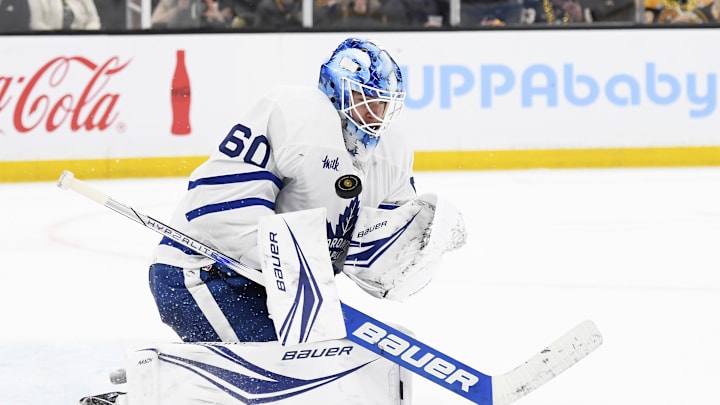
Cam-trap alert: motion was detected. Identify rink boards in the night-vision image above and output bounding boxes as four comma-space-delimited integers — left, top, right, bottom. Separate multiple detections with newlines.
0, 29, 719, 181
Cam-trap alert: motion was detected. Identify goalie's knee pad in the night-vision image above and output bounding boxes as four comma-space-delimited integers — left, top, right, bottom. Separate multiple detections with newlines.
124, 338, 412, 405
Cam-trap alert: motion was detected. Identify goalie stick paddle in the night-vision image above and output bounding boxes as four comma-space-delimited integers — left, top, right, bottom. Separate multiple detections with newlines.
57, 170, 603, 405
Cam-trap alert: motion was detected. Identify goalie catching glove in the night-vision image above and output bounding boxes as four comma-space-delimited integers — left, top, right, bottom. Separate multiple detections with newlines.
343, 194, 466, 301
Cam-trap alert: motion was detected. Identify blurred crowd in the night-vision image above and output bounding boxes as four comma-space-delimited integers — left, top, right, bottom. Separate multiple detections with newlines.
1, 0, 718, 33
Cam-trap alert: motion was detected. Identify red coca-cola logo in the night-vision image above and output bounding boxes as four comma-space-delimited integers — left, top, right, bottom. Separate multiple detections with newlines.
0, 56, 130, 134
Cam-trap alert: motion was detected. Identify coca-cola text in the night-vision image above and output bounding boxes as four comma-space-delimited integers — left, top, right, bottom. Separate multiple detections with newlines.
0, 56, 130, 134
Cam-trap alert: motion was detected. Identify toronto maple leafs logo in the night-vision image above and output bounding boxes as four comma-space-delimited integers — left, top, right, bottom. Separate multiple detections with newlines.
326, 197, 360, 266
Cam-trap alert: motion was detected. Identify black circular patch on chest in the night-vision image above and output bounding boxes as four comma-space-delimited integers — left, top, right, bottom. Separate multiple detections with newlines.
335, 174, 362, 199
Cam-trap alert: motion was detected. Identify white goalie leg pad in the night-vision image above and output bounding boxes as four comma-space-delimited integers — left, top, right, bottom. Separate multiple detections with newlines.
258, 208, 346, 345
124, 338, 411, 405
343, 194, 466, 301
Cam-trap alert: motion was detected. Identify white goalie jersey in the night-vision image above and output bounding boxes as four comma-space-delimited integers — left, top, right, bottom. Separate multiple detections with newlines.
151, 85, 417, 273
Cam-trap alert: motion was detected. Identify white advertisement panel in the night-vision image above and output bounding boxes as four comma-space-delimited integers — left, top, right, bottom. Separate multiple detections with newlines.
395, 29, 720, 151
0, 30, 718, 163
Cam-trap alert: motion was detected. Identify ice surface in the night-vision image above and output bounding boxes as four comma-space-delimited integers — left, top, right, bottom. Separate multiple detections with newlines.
1, 168, 719, 405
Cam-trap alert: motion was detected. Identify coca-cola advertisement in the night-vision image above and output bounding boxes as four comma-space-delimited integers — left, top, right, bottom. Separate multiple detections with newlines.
0, 35, 336, 174
0, 39, 231, 166
0, 56, 129, 135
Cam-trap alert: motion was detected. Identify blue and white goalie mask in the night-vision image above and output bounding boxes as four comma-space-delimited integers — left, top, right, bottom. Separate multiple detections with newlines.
319, 38, 406, 157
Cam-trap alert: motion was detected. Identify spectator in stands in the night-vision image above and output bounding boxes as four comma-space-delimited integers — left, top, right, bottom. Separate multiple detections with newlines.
224, 0, 260, 27
314, 0, 388, 28
202, 0, 257, 28
581, 0, 635, 22
254, 0, 302, 29
94, 0, 126, 29
202, 0, 234, 27
460, 0, 631, 25
644, 0, 718, 22
526, 0, 592, 23
152, 0, 255, 29
151, 0, 203, 28
384, 0, 444, 27
459, 0, 533, 26
0, 0, 31, 32
28, 0, 101, 29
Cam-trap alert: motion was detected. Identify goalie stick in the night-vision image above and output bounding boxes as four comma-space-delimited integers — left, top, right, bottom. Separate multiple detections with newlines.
57, 170, 603, 405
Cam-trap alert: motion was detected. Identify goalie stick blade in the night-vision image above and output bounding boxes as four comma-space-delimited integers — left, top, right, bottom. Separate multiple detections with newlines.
341, 302, 494, 404
342, 304, 602, 405
491, 320, 603, 405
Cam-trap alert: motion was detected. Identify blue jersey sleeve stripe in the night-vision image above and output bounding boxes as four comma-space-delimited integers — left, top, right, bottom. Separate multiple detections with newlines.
378, 204, 399, 210
188, 171, 283, 190
186, 198, 275, 221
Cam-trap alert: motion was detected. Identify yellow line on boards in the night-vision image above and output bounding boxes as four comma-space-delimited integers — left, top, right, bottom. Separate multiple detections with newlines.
0, 157, 208, 183
2, 146, 720, 182
414, 147, 720, 171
